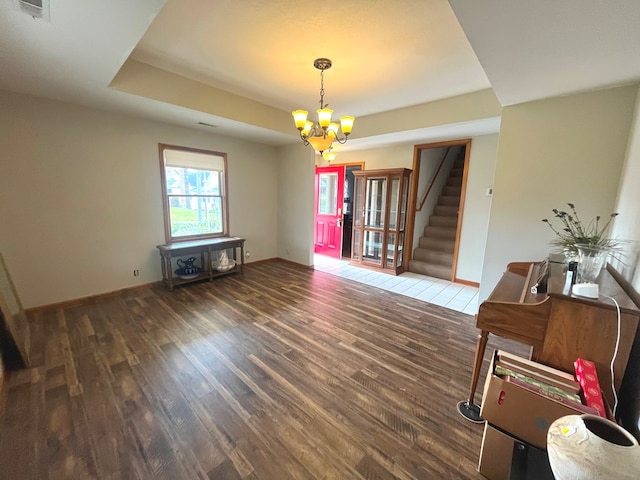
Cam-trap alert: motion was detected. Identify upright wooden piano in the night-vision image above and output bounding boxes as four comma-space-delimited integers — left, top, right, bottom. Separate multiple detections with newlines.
457, 256, 640, 424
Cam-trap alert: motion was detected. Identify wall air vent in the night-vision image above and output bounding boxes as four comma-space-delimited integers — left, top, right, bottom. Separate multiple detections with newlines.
16, 0, 50, 22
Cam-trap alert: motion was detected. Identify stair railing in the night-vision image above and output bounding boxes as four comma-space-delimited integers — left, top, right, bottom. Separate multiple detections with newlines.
416, 146, 452, 212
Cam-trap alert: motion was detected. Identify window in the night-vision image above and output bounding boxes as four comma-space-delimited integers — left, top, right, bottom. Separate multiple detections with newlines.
159, 144, 229, 243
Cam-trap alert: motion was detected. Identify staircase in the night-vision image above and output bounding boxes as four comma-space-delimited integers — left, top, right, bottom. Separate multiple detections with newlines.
409, 155, 464, 280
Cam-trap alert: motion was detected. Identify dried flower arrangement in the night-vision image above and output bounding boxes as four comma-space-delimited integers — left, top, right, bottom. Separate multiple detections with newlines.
542, 203, 619, 255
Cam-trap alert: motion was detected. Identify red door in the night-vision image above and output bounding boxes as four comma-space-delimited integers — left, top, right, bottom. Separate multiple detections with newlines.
314, 165, 345, 258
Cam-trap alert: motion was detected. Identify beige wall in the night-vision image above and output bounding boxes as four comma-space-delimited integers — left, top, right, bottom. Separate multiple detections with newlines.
276, 143, 315, 266
323, 145, 415, 170
480, 85, 638, 301
457, 134, 499, 283
612, 85, 640, 290
0, 90, 279, 308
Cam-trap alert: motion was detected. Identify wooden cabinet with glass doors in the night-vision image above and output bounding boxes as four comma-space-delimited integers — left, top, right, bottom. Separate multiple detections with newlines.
350, 168, 412, 274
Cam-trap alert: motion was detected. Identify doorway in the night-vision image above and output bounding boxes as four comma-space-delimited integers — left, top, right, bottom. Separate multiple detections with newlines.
406, 139, 470, 281
313, 162, 363, 261
314, 165, 345, 259
341, 164, 362, 258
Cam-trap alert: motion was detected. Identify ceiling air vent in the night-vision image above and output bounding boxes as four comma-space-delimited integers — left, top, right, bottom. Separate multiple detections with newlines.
16, 0, 50, 21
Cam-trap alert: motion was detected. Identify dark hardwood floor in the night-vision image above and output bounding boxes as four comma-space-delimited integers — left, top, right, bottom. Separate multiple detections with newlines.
0, 260, 526, 479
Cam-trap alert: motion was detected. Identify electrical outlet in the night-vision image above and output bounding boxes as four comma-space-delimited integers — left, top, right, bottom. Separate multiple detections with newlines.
245, 251, 251, 258
133, 269, 140, 277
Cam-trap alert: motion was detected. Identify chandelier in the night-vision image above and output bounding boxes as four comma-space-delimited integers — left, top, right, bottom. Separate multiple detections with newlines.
292, 58, 355, 154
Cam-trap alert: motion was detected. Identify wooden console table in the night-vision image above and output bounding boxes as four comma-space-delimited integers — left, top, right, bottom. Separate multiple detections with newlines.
156, 237, 245, 291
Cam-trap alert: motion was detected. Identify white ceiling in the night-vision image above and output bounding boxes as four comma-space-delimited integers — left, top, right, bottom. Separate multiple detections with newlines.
1, 0, 640, 150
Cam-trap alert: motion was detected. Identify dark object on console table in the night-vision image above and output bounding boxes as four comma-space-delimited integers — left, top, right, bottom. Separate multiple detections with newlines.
457, 257, 640, 426
157, 237, 245, 291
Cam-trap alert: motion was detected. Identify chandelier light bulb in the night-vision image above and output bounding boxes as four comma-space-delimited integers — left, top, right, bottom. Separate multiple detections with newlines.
292, 110, 309, 130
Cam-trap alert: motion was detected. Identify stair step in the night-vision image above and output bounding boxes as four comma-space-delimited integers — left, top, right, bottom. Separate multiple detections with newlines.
412, 248, 454, 266
442, 185, 461, 196
408, 260, 452, 280
434, 205, 458, 217
447, 177, 462, 187
423, 225, 456, 239
438, 195, 460, 207
429, 215, 458, 228
418, 236, 455, 252
450, 167, 464, 178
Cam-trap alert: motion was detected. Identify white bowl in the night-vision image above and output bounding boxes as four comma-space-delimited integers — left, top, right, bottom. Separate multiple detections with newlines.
212, 259, 236, 272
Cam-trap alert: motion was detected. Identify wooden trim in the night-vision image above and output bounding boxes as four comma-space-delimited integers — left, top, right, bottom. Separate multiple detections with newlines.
329, 161, 365, 170
25, 259, 314, 315
454, 278, 480, 288
405, 145, 422, 273
24, 282, 163, 315
607, 262, 640, 309
407, 138, 472, 280
450, 139, 472, 282
248, 257, 313, 270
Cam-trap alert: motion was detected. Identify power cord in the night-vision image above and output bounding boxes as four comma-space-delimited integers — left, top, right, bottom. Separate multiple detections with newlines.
602, 294, 622, 417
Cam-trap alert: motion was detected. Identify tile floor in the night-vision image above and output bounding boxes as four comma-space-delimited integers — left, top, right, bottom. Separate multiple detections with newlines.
313, 254, 479, 315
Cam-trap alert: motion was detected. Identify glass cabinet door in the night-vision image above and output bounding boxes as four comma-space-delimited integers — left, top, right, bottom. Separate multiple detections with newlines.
363, 230, 384, 265
350, 168, 411, 274
388, 176, 400, 230
400, 175, 409, 230
354, 176, 365, 228
364, 177, 386, 229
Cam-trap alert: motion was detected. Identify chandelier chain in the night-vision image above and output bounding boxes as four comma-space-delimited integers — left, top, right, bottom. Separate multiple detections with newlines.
319, 69, 326, 109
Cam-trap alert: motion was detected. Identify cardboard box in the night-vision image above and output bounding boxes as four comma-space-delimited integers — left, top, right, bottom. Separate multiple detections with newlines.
478, 423, 553, 480
478, 423, 514, 480
480, 350, 590, 450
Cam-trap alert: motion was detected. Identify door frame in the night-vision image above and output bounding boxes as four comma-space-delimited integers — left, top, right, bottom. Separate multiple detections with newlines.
405, 139, 471, 281
314, 165, 346, 258
316, 161, 364, 259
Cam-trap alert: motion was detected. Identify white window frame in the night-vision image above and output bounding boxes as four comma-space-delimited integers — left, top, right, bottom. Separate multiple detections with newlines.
159, 144, 229, 243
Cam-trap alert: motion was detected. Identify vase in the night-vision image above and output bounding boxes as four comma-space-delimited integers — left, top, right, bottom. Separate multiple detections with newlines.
563, 246, 580, 265
575, 244, 610, 284
547, 414, 640, 480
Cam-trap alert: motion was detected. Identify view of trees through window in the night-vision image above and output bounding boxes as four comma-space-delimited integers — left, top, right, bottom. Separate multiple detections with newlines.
166, 167, 222, 237
159, 145, 228, 242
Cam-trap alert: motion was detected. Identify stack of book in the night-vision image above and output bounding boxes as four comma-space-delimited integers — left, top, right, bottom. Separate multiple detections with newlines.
494, 351, 598, 415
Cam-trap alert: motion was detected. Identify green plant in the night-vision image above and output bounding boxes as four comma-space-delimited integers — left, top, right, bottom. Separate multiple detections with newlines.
542, 203, 618, 254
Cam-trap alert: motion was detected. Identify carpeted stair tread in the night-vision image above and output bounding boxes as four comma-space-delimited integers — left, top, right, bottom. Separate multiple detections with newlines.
423, 226, 456, 239
429, 215, 458, 228
408, 260, 452, 280
434, 205, 459, 217
412, 248, 454, 266
438, 195, 460, 207
443, 185, 462, 196
418, 236, 455, 251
